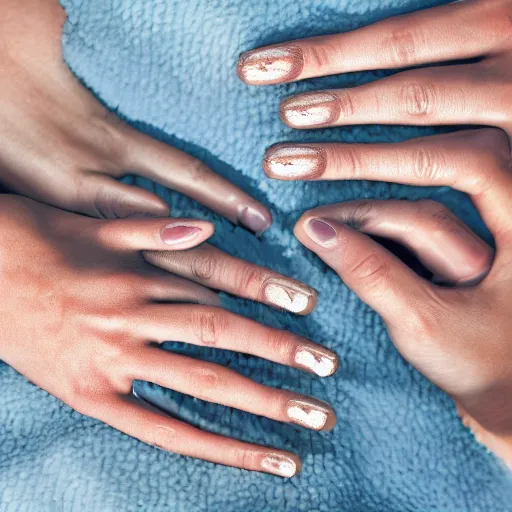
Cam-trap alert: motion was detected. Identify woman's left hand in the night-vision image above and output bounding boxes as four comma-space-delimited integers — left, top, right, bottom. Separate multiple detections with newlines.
238, 0, 512, 465
0, 0, 271, 231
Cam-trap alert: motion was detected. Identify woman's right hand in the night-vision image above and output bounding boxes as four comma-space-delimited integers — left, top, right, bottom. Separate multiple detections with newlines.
0, 196, 338, 477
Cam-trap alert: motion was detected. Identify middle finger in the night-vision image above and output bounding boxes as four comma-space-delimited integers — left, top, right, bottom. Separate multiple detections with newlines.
278, 64, 506, 129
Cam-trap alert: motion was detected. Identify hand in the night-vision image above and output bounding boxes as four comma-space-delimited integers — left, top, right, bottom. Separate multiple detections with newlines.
0, 0, 271, 232
238, 0, 512, 465
0, 196, 338, 477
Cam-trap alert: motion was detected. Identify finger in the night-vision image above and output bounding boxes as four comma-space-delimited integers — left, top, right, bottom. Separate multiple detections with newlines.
100, 395, 302, 477
264, 129, 512, 238
300, 200, 493, 285
139, 268, 221, 306
93, 217, 214, 251
143, 244, 318, 315
131, 348, 336, 432
237, 0, 506, 85
294, 212, 435, 326
121, 129, 272, 233
278, 64, 503, 129
131, 305, 338, 378
74, 173, 170, 219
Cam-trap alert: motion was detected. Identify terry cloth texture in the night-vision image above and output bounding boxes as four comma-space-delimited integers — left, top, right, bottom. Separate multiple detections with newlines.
1, 0, 511, 510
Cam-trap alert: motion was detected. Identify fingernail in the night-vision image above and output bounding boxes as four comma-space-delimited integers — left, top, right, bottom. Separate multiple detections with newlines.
161, 225, 201, 245
261, 454, 298, 478
280, 92, 340, 128
305, 218, 337, 247
237, 46, 304, 85
263, 278, 317, 315
238, 206, 272, 233
295, 346, 338, 377
263, 144, 326, 180
286, 398, 336, 431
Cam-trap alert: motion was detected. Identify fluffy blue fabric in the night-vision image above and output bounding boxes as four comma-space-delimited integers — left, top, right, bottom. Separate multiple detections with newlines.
1, 0, 512, 510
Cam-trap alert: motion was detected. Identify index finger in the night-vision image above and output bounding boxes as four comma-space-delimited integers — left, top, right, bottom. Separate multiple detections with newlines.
237, 0, 506, 85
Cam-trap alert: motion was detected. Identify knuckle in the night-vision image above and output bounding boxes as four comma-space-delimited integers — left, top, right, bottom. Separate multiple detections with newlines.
189, 364, 222, 398
92, 111, 129, 167
344, 201, 373, 230
350, 253, 389, 291
338, 147, 363, 179
383, 26, 421, 66
336, 90, 356, 117
145, 424, 179, 452
418, 200, 457, 230
401, 82, 436, 117
186, 158, 211, 182
233, 265, 263, 294
193, 308, 228, 347
307, 42, 335, 69
411, 148, 444, 182
233, 448, 258, 471
191, 254, 217, 281
265, 329, 297, 363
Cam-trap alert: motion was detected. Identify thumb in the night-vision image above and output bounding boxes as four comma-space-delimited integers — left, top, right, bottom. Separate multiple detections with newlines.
294, 210, 435, 328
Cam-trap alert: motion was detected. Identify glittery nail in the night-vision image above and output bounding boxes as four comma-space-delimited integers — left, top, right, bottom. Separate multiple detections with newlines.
263, 144, 326, 179
261, 454, 298, 477
237, 46, 304, 85
280, 92, 340, 128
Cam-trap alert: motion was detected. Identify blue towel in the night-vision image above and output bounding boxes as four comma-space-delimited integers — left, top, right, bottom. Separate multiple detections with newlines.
1, 0, 511, 510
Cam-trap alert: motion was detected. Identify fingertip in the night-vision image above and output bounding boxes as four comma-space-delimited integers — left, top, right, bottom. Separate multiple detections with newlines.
238, 205, 273, 233
260, 452, 302, 478
159, 220, 214, 249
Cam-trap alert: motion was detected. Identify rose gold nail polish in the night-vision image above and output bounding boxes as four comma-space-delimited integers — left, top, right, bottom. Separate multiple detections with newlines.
263, 278, 317, 314
237, 46, 304, 85
280, 92, 340, 128
295, 346, 338, 377
261, 454, 298, 477
286, 398, 335, 431
263, 144, 326, 180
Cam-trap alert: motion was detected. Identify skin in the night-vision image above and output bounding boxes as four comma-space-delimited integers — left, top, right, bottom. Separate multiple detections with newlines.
0, 0, 272, 231
238, 0, 512, 466
0, 195, 339, 477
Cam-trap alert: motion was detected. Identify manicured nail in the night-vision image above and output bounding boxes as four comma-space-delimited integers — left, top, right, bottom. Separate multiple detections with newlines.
263, 144, 326, 180
238, 206, 272, 233
306, 218, 337, 247
161, 225, 201, 245
286, 398, 335, 431
295, 346, 338, 377
263, 278, 317, 314
261, 454, 298, 478
237, 46, 304, 85
280, 92, 340, 128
